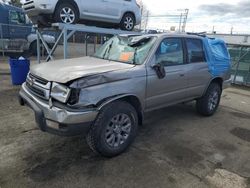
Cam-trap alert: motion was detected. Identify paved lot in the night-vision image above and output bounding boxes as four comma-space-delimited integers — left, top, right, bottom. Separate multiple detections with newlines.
0, 72, 250, 188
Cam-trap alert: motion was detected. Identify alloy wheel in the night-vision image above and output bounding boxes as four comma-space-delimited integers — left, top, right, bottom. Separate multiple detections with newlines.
208, 91, 219, 111
124, 16, 134, 30
105, 113, 132, 148
60, 7, 75, 24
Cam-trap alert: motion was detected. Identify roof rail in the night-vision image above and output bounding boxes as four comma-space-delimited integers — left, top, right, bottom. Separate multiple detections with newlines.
186, 32, 207, 37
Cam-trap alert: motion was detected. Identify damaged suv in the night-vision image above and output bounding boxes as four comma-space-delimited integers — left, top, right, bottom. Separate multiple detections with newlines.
19, 33, 231, 157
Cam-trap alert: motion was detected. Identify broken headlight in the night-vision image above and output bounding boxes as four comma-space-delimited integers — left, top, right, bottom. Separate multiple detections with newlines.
50, 82, 71, 103
67, 88, 80, 105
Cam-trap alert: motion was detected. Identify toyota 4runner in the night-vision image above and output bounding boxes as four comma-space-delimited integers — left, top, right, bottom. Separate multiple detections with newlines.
19, 33, 231, 157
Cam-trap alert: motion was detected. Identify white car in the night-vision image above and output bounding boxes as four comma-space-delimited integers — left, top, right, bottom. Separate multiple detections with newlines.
22, 0, 142, 31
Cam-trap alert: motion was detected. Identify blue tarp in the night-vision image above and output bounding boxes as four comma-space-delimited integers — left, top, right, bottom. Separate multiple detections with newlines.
203, 37, 231, 76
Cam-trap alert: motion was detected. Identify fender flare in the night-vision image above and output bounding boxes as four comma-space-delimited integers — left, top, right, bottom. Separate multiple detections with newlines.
201, 76, 223, 97
97, 94, 141, 110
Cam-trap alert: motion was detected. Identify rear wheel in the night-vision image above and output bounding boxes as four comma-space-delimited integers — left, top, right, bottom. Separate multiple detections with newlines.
54, 3, 79, 24
87, 101, 138, 157
196, 83, 222, 116
120, 13, 135, 31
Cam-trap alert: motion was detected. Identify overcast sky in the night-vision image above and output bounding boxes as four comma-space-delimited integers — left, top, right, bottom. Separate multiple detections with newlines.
142, 0, 250, 34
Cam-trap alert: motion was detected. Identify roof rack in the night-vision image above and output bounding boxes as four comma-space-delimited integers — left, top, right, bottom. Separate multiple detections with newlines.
186, 32, 207, 37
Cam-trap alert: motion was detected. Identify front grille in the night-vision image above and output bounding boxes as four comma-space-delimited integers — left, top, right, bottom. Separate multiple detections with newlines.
26, 73, 51, 100
26, 82, 46, 98
29, 73, 48, 85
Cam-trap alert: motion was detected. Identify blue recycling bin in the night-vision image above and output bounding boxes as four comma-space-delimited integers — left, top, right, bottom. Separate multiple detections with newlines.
9, 58, 30, 85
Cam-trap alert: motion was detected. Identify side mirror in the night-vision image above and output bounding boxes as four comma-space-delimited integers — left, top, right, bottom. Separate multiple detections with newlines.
152, 62, 166, 79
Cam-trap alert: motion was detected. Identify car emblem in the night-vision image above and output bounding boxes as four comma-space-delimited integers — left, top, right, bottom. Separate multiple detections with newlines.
30, 78, 35, 86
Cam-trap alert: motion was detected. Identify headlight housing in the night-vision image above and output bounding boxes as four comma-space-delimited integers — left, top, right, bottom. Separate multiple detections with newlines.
50, 82, 71, 103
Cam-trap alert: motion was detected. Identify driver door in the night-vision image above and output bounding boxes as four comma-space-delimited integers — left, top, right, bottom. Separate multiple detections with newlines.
145, 37, 189, 111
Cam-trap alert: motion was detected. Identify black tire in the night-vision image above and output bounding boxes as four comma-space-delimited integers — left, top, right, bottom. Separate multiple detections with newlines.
54, 3, 79, 24
87, 101, 138, 157
120, 13, 135, 31
29, 41, 52, 56
29, 41, 37, 55
196, 83, 222, 116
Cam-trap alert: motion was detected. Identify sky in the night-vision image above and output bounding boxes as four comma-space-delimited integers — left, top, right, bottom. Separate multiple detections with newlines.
142, 0, 250, 34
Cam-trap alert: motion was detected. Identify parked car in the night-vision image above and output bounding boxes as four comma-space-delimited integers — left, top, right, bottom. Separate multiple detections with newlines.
0, 3, 55, 56
19, 33, 231, 157
22, 0, 141, 31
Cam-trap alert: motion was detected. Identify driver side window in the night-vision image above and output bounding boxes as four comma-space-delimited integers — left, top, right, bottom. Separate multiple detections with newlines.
155, 38, 184, 66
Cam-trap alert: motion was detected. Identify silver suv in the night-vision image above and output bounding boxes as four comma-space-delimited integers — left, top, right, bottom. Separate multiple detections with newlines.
19, 33, 231, 157
22, 0, 141, 31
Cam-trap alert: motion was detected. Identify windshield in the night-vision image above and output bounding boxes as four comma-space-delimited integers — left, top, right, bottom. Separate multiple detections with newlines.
93, 35, 157, 65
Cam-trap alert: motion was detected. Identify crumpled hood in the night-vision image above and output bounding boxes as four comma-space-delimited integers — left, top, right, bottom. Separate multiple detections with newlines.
30, 56, 135, 83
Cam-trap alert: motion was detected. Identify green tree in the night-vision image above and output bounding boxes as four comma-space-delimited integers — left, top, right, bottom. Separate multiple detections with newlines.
9, 0, 22, 7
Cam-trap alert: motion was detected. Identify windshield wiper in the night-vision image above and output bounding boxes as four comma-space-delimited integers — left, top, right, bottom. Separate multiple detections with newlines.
102, 41, 113, 59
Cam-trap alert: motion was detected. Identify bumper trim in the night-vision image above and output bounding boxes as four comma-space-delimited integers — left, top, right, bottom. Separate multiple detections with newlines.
19, 84, 98, 136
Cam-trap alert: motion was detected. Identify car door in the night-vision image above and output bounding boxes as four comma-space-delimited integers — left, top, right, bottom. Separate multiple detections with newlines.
80, 0, 107, 18
145, 37, 189, 111
9, 10, 30, 39
184, 38, 212, 99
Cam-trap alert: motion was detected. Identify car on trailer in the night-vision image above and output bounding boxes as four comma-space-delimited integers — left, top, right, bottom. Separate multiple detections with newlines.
22, 0, 142, 31
0, 3, 55, 56
19, 33, 231, 157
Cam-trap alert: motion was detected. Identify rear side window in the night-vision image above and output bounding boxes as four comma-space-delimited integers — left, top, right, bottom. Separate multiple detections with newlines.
186, 38, 206, 63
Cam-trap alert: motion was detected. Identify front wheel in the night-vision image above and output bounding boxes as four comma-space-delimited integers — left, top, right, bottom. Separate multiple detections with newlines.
196, 83, 222, 116
87, 101, 138, 157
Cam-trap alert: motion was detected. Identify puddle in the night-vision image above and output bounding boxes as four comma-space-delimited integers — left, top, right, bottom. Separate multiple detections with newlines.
230, 127, 250, 142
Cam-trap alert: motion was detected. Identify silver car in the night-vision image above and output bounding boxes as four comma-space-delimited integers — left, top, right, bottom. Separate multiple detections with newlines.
22, 0, 141, 31
19, 33, 231, 157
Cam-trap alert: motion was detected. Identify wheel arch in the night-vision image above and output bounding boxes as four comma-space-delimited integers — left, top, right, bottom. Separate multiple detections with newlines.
97, 94, 143, 125
54, 0, 80, 17
121, 11, 136, 22
202, 77, 223, 96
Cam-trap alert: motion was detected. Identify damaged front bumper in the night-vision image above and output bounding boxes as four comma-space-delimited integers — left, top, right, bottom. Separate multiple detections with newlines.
19, 83, 98, 136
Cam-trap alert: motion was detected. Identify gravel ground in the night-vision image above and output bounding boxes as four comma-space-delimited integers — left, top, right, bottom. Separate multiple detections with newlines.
0, 72, 250, 188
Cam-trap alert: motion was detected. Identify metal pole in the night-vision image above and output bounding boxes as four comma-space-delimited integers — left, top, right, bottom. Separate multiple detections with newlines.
36, 29, 41, 63
94, 35, 97, 53
178, 13, 183, 32
0, 24, 4, 57
85, 34, 88, 56
233, 47, 243, 83
245, 64, 250, 86
63, 28, 68, 59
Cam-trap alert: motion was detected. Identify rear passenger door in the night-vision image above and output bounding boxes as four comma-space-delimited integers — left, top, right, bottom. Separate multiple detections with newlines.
146, 38, 189, 111
184, 38, 212, 99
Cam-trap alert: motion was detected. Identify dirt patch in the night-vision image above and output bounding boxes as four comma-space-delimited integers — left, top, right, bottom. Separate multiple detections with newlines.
206, 169, 248, 188
212, 140, 237, 152
22, 137, 97, 182
230, 128, 250, 142
230, 112, 250, 120
164, 144, 203, 168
